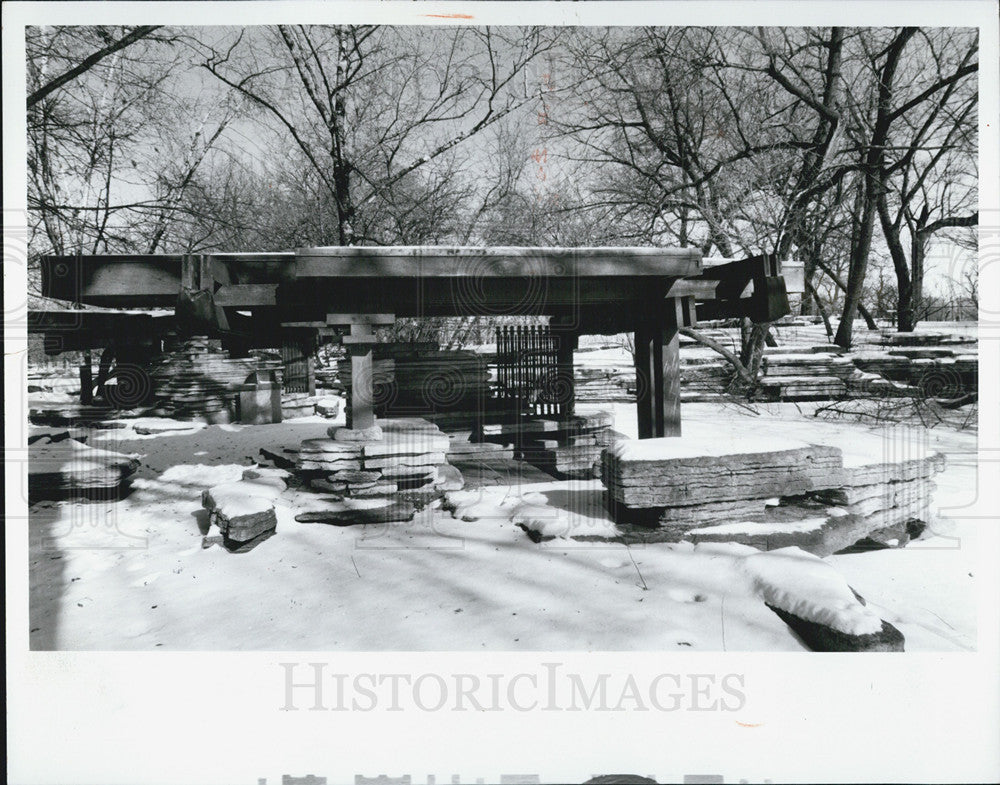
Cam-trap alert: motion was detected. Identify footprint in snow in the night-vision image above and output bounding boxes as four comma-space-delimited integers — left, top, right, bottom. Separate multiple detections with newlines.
667, 587, 710, 604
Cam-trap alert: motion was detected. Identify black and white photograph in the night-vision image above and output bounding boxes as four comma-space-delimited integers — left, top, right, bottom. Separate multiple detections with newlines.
5, 1, 1000, 784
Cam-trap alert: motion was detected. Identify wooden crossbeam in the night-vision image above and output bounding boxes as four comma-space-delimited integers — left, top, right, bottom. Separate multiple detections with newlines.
296, 246, 702, 279
213, 284, 278, 307
326, 313, 396, 326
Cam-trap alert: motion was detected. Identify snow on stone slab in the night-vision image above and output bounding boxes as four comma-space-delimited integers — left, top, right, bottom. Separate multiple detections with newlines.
241, 466, 290, 484
510, 499, 618, 541
445, 487, 520, 522
146, 463, 252, 490
445, 479, 619, 540
688, 517, 828, 536
742, 547, 883, 636
128, 418, 207, 437
202, 479, 284, 513
29, 438, 141, 491
835, 430, 935, 468
607, 429, 831, 463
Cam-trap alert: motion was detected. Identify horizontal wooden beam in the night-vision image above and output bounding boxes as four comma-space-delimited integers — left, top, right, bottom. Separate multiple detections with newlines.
326, 313, 396, 326
295, 246, 701, 279
665, 278, 722, 300
213, 283, 278, 307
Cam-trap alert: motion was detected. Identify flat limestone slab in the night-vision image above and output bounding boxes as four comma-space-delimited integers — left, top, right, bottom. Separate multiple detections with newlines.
202, 480, 280, 545
295, 499, 416, 525
361, 453, 446, 470
679, 511, 877, 558
607, 431, 838, 464
361, 435, 451, 457
29, 437, 141, 499
603, 436, 843, 507
297, 458, 363, 472
298, 438, 362, 456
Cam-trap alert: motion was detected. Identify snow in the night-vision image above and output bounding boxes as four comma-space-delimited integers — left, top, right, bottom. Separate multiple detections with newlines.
27, 398, 978, 651
202, 479, 284, 518
688, 517, 828, 536
741, 547, 883, 635
609, 429, 816, 462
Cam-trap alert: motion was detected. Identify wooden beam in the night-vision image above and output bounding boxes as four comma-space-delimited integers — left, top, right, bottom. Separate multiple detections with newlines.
296, 246, 701, 279
550, 318, 578, 418
326, 313, 396, 326
634, 326, 654, 439
80, 351, 93, 405
659, 299, 682, 437
346, 322, 376, 430
665, 278, 722, 300
634, 300, 682, 439
213, 284, 279, 307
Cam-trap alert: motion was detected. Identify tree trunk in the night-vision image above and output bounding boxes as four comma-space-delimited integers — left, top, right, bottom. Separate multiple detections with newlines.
332, 28, 356, 245
910, 234, 926, 328
739, 322, 770, 381
835, 173, 878, 348
800, 259, 816, 316
834, 29, 915, 348
805, 280, 835, 339
813, 257, 878, 330
876, 186, 914, 332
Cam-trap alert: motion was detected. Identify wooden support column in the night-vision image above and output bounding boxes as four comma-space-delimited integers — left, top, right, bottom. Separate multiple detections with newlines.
634, 326, 654, 439
659, 297, 682, 437
306, 355, 316, 396
634, 298, 682, 439
80, 350, 93, 405
328, 313, 395, 431
348, 334, 375, 430
550, 316, 578, 418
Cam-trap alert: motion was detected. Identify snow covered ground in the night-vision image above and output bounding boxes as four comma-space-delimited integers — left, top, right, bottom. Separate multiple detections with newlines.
27, 396, 978, 652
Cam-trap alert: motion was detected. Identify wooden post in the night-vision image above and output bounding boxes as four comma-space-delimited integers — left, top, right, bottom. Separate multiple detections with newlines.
348, 336, 375, 430
634, 326, 654, 439
634, 298, 682, 438
306, 355, 316, 396
660, 298, 682, 437
80, 350, 93, 405
329, 313, 394, 431
551, 318, 577, 419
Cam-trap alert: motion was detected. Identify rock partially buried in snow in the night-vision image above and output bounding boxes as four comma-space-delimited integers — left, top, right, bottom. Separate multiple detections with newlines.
433, 463, 464, 491
767, 603, 904, 652
295, 498, 416, 526
315, 397, 342, 418
202, 479, 282, 552
743, 547, 883, 635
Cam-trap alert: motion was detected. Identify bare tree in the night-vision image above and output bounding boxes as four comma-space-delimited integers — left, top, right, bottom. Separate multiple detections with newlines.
874, 28, 978, 331
27, 25, 162, 107
201, 25, 556, 246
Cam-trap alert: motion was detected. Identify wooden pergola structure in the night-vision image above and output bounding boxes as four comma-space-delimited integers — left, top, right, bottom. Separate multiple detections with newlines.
35, 246, 792, 438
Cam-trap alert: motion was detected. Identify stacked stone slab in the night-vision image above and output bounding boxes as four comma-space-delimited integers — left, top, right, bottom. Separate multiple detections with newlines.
574, 366, 635, 403
295, 418, 451, 496
201, 468, 286, 551
29, 434, 140, 500
848, 349, 976, 397
148, 337, 282, 423
602, 432, 943, 556
758, 352, 855, 400
483, 411, 615, 478
604, 436, 843, 510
